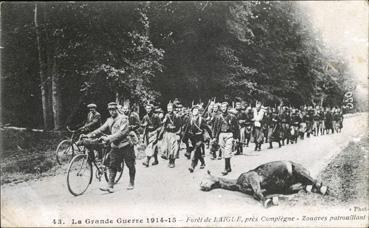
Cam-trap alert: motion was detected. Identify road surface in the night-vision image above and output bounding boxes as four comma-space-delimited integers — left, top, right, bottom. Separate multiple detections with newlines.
1, 113, 368, 227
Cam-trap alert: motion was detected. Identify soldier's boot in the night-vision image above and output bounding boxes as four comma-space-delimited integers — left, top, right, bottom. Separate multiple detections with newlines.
218, 150, 222, 160
258, 143, 262, 151
268, 142, 273, 149
142, 156, 150, 167
278, 141, 282, 148
152, 148, 159, 165
222, 158, 231, 175
199, 156, 205, 169
254, 144, 258, 151
100, 168, 116, 193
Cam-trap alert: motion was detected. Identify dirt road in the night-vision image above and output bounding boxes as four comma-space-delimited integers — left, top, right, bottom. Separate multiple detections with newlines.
1, 113, 368, 227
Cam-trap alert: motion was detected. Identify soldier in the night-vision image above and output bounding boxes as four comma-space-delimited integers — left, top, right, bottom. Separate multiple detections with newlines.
186, 105, 213, 173
142, 104, 162, 167
332, 108, 343, 133
306, 106, 314, 137
252, 101, 265, 151
267, 107, 282, 149
86, 102, 135, 192
161, 102, 182, 168
80, 103, 102, 133
313, 106, 321, 136
244, 106, 254, 147
319, 107, 326, 135
218, 102, 238, 175
279, 107, 290, 145
235, 101, 246, 155
324, 107, 333, 134
290, 109, 301, 144
208, 103, 222, 160
299, 108, 308, 140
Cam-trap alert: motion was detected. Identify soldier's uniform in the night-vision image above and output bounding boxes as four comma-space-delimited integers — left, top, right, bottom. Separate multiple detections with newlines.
319, 109, 325, 135
313, 109, 320, 136
306, 107, 314, 137
161, 104, 182, 168
218, 102, 238, 175
267, 109, 281, 149
289, 110, 301, 144
142, 106, 162, 167
235, 107, 247, 155
244, 107, 254, 147
208, 106, 222, 160
186, 106, 213, 172
324, 109, 333, 134
87, 102, 135, 192
279, 109, 291, 145
253, 105, 265, 151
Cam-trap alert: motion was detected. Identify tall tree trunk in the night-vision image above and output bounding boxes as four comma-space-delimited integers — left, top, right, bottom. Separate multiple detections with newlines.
52, 56, 62, 130
34, 4, 52, 130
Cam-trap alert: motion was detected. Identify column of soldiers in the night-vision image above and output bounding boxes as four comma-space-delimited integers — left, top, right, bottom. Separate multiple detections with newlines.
79, 99, 344, 193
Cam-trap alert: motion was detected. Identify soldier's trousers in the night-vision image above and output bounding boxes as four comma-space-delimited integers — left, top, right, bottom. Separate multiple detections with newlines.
107, 146, 136, 188
189, 135, 205, 169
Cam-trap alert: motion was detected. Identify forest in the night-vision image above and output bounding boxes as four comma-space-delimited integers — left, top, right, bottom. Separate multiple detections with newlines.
1, 2, 354, 130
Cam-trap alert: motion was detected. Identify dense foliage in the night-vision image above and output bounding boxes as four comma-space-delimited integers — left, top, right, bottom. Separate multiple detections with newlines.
1, 2, 353, 129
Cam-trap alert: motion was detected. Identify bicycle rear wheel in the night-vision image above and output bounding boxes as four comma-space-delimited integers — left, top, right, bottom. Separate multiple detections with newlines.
56, 140, 75, 165
67, 154, 92, 196
104, 162, 123, 184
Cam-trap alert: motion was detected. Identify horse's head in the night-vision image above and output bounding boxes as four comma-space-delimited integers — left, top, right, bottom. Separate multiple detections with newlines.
200, 170, 221, 191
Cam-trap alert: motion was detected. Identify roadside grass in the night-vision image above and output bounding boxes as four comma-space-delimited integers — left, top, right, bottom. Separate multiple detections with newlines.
1, 128, 67, 185
287, 135, 369, 207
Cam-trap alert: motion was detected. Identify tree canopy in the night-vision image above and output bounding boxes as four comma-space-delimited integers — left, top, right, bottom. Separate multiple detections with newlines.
1, 2, 354, 129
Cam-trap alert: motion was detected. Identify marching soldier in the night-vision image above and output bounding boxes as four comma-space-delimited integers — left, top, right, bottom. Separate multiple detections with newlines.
235, 101, 247, 155
290, 109, 301, 144
253, 101, 265, 151
186, 105, 213, 173
267, 107, 282, 149
306, 106, 314, 137
244, 106, 254, 147
86, 102, 135, 192
161, 102, 182, 168
209, 103, 222, 160
142, 104, 162, 167
218, 102, 238, 175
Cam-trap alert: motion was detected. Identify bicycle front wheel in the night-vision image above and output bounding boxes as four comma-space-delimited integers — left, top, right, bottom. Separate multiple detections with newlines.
56, 140, 75, 165
67, 154, 92, 196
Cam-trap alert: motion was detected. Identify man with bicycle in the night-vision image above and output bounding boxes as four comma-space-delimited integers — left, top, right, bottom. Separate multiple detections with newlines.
85, 102, 136, 193
80, 103, 102, 133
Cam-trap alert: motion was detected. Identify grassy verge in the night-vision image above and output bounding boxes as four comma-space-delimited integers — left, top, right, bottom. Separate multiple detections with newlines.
287, 135, 369, 207
1, 128, 67, 185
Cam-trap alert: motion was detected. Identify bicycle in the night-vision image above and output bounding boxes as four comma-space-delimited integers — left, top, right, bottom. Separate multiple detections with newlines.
66, 137, 123, 196
55, 126, 86, 165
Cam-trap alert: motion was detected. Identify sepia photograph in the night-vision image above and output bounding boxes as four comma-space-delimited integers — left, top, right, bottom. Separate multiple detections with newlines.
1, 1, 368, 227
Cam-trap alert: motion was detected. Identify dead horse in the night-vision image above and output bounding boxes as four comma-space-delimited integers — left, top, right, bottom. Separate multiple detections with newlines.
200, 160, 328, 207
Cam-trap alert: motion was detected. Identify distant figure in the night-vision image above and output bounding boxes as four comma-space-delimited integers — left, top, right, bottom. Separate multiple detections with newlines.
80, 103, 101, 133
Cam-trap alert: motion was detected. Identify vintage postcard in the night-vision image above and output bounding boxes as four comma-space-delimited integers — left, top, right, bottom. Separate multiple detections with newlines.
1, 1, 368, 227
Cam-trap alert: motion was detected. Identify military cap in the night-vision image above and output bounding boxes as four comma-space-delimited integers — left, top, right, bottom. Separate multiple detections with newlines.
107, 102, 118, 109
87, 103, 97, 109
221, 101, 229, 106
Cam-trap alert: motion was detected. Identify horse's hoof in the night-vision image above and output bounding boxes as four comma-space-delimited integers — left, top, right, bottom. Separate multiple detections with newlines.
306, 185, 313, 193
263, 199, 272, 208
320, 186, 328, 195
272, 196, 279, 206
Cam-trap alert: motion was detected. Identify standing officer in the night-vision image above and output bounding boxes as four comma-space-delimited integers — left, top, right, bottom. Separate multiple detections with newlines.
87, 102, 136, 192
